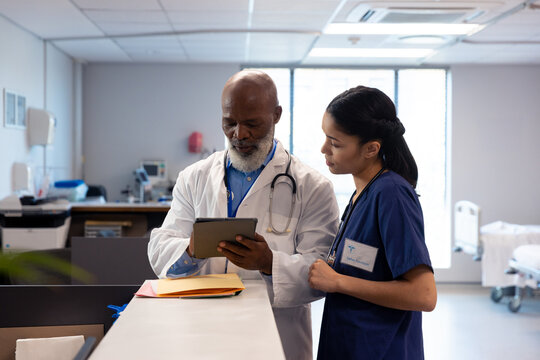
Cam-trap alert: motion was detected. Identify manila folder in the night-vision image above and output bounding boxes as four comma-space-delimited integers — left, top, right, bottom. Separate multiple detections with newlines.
156, 273, 245, 298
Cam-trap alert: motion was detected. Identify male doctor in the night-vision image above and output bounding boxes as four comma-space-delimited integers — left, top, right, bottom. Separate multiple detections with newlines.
148, 70, 339, 360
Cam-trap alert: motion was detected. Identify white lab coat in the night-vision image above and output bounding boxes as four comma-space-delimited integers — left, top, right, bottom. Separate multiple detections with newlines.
148, 141, 339, 360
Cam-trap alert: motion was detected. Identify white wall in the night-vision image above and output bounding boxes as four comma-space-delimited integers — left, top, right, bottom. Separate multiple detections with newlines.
0, 16, 75, 198
44, 43, 75, 183
436, 65, 540, 282
82, 63, 238, 201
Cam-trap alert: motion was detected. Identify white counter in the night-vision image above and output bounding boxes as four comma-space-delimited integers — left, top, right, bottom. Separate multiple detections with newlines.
89, 280, 285, 360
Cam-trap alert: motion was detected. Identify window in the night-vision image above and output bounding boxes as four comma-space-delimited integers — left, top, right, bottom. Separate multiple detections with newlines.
246, 67, 449, 268
397, 69, 449, 267
294, 69, 395, 212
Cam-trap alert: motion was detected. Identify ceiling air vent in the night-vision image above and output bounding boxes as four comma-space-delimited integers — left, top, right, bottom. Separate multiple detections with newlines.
347, 2, 502, 24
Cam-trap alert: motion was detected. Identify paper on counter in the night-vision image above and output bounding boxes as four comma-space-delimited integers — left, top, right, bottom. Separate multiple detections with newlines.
135, 273, 245, 298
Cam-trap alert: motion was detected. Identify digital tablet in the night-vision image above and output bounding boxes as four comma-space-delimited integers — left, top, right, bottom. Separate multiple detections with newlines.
192, 218, 258, 259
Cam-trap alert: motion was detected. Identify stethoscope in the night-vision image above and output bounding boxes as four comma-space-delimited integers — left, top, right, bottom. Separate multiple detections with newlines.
326, 167, 386, 266
223, 150, 297, 235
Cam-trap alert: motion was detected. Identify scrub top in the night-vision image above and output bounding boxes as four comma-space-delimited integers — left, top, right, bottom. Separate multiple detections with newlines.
318, 171, 432, 360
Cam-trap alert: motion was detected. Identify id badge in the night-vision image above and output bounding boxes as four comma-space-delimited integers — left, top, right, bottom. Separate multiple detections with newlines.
340, 238, 378, 272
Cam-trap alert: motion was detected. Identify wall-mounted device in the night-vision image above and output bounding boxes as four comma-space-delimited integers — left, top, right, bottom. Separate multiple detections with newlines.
140, 160, 167, 185
28, 108, 56, 146
188, 132, 203, 153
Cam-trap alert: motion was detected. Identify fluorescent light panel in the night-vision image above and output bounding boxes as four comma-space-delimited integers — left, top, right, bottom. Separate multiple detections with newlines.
325, 23, 485, 36
309, 48, 434, 58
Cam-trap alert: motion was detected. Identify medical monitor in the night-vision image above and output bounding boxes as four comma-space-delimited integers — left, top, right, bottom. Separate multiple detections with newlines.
141, 160, 167, 185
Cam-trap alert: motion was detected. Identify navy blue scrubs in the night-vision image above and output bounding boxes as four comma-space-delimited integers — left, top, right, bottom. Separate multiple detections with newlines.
318, 171, 432, 360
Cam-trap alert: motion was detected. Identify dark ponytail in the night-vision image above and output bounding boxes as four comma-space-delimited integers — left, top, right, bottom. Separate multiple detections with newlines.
326, 86, 418, 188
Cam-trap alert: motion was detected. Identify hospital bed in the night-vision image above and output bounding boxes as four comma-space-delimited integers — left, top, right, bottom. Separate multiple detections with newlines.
453, 201, 540, 311
504, 244, 540, 312
453, 201, 482, 261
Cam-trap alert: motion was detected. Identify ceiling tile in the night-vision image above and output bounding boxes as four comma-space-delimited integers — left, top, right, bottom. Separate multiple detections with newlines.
253, 0, 340, 12
115, 35, 181, 49
72, 0, 162, 11
160, 0, 249, 12
500, 44, 540, 54
84, 9, 169, 23
127, 53, 190, 62
179, 33, 247, 45
426, 42, 500, 64
96, 23, 174, 36
251, 11, 330, 30
0, 0, 539, 64
492, 7, 540, 25
469, 23, 538, 40
180, 33, 247, 61
302, 56, 424, 66
168, 11, 249, 27
247, 33, 316, 63
52, 38, 131, 62
125, 47, 188, 62
332, 1, 362, 22
0, 0, 103, 39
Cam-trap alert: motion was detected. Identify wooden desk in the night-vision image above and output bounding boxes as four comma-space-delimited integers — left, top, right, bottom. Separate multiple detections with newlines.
89, 280, 285, 360
71, 203, 171, 213
68, 203, 170, 240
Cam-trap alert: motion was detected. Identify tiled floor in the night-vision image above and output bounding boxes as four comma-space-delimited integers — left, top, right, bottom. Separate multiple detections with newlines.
311, 284, 540, 359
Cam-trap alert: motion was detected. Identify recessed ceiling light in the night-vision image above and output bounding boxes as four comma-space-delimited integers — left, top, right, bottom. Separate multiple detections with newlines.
399, 35, 448, 44
308, 48, 434, 58
324, 23, 484, 36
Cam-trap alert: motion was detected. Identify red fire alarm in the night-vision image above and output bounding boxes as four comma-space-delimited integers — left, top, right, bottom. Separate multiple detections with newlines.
188, 131, 203, 153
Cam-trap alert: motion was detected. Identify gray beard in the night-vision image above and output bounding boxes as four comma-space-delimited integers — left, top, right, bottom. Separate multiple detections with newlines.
228, 133, 274, 173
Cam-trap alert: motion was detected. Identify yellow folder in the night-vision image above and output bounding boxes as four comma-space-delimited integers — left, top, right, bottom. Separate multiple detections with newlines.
155, 273, 245, 298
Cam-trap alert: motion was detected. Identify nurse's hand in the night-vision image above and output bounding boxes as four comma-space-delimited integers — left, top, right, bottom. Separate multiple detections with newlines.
309, 259, 341, 293
218, 232, 273, 275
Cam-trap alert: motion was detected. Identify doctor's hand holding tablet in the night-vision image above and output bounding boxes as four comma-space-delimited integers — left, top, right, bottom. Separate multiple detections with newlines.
309, 85, 437, 360
217, 232, 273, 275
188, 217, 273, 275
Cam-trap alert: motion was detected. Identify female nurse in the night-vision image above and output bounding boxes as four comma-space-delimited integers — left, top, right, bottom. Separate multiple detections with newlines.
309, 86, 437, 360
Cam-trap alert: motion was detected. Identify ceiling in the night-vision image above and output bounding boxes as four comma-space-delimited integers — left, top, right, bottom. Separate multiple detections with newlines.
1, 0, 539, 66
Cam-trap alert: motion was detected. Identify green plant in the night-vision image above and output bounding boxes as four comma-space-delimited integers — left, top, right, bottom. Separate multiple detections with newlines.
0, 251, 93, 284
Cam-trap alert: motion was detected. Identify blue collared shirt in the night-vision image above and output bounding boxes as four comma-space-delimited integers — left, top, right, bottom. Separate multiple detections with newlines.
166, 140, 277, 277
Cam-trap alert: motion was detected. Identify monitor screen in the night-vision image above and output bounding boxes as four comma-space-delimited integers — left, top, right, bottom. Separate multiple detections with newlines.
143, 164, 158, 176
140, 160, 166, 184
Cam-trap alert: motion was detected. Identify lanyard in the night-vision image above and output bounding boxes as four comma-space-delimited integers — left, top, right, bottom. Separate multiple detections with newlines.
326, 167, 386, 266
